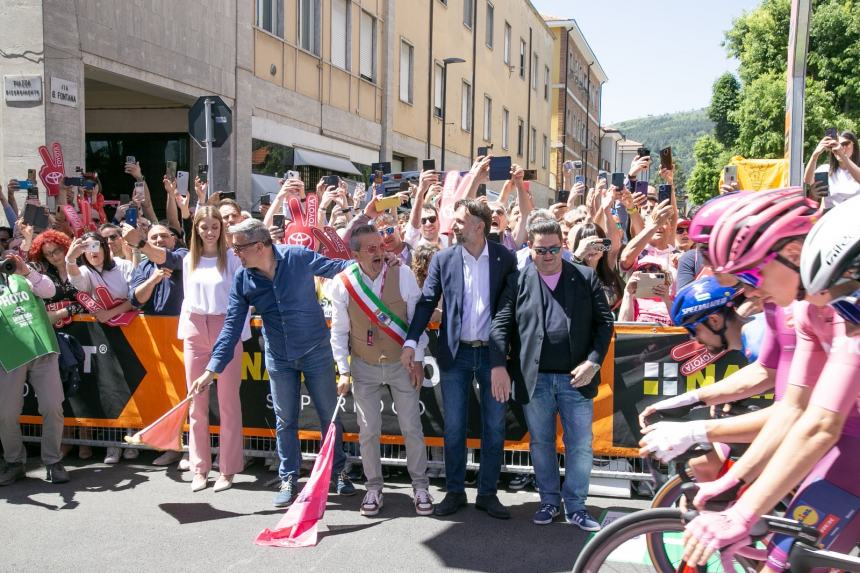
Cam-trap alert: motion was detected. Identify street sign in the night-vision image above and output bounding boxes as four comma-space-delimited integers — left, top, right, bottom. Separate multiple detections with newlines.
188, 95, 232, 148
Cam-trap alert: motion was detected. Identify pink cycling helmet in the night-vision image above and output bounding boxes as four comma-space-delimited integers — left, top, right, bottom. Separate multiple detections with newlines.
687, 191, 749, 244
708, 187, 821, 274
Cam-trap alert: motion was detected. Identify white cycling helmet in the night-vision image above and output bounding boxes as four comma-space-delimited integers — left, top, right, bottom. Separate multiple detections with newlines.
800, 194, 860, 294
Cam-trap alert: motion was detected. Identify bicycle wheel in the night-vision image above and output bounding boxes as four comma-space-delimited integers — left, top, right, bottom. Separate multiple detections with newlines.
572, 508, 760, 573
651, 473, 685, 509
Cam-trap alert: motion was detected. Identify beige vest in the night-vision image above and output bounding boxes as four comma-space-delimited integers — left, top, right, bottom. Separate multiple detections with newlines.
346, 267, 407, 364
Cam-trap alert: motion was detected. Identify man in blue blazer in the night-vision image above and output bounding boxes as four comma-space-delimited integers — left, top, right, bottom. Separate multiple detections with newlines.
400, 199, 517, 518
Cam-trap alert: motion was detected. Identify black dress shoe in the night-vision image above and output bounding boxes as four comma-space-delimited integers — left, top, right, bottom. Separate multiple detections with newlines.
46, 462, 69, 484
433, 492, 468, 516
475, 494, 510, 519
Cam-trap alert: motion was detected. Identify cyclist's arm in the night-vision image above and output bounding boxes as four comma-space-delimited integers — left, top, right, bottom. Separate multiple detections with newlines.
703, 405, 774, 444
697, 362, 775, 406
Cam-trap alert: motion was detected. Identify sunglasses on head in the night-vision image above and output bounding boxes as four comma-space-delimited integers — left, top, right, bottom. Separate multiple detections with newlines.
533, 246, 562, 256
421, 215, 437, 225
378, 226, 396, 237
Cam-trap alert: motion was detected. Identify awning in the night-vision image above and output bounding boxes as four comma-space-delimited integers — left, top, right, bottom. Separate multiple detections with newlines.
293, 148, 361, 176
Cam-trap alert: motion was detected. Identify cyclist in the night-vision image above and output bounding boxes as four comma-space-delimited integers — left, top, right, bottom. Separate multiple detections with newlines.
681, 191, 860, 568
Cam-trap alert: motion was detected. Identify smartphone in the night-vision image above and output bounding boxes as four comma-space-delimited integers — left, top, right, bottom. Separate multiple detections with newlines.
572, 160, 583, 170
598, 171, 609, 183
634, 180, 649, 195
125, 206, 138, 227
260, 193, 272, 206
637, 147, 651, 158
574, 175, 585, 186
273, 214, 285, 228
286, 169, 300, 180
26, 186, 40, 204
24, 204, 49, 230
64, 177, 84, 187
660, 147, 673, 170
658, 184, 673, 203
563, 160, 575, 172
488, 155, 512, 181
523, 169, 537, 181
825, 127, 838, 139
27, 168, 37, 183
476, 184, 487, 198
611, 172, 626, 189
422, 159, 436, 171
597, 238, 613, 252
373, 170, 384, 185
371, 161, 392, 175
175, 171, 189, 195
477, 146, 490, 157
557, 189, 571, 204
324, 175, 339, 187
132, 181, 146, 203
813, 171, 830, 197
84, 240, 101, 254
723, 165, 738, 186
125, 155, 136, 165
220, 191, 237, 201
634, 272, 666, 299
82, 180, 95, 190
375, 195, 402, 211
197, 163, 208, 183
166, 160, 177, 179
119, 194, 131, 205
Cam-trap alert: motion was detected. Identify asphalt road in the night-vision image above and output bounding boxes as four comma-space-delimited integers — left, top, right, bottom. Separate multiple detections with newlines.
2, 448, 651, 573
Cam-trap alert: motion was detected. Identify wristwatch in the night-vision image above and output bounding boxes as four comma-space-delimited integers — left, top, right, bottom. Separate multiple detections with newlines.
591, 362, 601, 373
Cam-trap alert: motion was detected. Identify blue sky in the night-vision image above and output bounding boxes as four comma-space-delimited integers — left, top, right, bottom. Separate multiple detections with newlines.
532, 0, 762, 124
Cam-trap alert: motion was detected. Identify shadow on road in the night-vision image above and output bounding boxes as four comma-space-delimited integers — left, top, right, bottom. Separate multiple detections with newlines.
159, 502, 283, 524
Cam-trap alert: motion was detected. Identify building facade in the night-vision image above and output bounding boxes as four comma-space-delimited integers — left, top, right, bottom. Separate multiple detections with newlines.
544, 17, 606, 195
1, 1, 598, 216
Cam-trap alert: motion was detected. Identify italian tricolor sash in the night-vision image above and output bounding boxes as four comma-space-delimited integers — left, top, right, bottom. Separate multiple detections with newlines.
340, 263, 408, 346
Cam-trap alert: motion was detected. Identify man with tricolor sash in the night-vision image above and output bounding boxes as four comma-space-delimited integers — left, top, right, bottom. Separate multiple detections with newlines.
329, 225, 433, 517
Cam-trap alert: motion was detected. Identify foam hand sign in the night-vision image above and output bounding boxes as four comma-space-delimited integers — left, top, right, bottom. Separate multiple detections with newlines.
670, 339, 726, 377
313, 226, 350, 260
76, 287, 140, 327
37, 142, 65, 197
77, 196, 96, 232
45, 301, 73, 328
62, 205, 85, 237
283, 195, 317, 249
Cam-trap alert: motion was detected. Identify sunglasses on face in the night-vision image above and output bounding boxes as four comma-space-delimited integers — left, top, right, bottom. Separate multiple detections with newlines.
839, 140, 853, 148
378, 226, 396, 237
533, 246, 562, 256
676, 227, 689, 234
232, 241, 260, 255
421, 216, 437, 225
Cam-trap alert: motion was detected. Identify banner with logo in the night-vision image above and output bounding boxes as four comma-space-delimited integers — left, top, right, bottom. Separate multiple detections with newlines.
21, 319, 770, 456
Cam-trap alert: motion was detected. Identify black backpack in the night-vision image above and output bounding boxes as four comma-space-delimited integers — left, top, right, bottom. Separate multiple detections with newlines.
56, 331, 85, 397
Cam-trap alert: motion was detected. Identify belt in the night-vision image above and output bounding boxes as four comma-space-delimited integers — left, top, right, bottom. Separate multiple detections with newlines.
460, 340, 489, 347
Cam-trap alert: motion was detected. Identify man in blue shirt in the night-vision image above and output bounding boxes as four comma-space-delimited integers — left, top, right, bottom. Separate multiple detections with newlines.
123, 224, 187, 315
190, 218, 356, 507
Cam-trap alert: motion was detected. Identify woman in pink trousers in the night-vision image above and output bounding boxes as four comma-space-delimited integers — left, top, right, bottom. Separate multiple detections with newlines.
179, 206, 249, 492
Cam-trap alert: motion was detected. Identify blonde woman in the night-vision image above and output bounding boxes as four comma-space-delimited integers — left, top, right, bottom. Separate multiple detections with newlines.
179, 207, 249, 492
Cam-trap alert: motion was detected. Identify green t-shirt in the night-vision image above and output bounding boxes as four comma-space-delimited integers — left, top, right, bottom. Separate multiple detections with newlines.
0, 274, 58, 372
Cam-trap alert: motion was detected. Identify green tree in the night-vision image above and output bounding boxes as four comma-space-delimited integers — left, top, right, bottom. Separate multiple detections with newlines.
686, 135, 731, 205
708, 73, 741, 147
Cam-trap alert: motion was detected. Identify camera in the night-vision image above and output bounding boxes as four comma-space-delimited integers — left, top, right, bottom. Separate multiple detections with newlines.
0, 258, 17, 274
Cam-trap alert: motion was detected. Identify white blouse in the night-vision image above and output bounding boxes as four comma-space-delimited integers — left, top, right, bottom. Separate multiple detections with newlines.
815, 164, 860, 208
178, 251, 250, 341
69, 257, 134, 301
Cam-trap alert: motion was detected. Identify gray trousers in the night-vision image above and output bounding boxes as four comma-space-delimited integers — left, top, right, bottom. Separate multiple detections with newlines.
0, 354, 64, 465
351, 357, 429, 491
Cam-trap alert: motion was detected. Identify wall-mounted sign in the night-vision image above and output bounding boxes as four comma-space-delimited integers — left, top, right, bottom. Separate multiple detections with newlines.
50, 77, 78, 107
4, 75, 42, 103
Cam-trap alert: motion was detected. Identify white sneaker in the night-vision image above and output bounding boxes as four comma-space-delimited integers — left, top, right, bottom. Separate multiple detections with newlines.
360, 490, 383, 516
153, 451, 182, 466
414, 488, 434, 516
104, 447, 121, 464
178, 454, 191, 471
123, 448, 139, 460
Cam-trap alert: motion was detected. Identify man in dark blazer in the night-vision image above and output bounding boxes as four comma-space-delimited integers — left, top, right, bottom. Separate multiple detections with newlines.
489, 218, 613, 529
401, 199, 517, 519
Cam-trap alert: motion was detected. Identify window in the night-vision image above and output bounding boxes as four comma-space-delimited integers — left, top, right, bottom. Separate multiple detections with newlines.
331, 0, 349, 70
399, 40, 414, 103
359, 11, 376, 82
542, 134, 548, 168
256, 0, 283, 37
461, 81, 473, 131
517, 118, 524, 156
503, 22, 511, 65
464, 0, 473, 28
532, 53, 538, 90
502, 107, 509, 149
485, 2, 494, 48
519, 39, 526, 79
530, 126, 537, 161
544, 65, 550, 100
482, 96, 492, 140
298, 0, 319, 55
433, 62, 444, 117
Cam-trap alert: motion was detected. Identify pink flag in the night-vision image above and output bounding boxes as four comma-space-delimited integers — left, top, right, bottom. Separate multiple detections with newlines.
438, 170, 465, 235
255, 418, 338, 548
124, 394, 193, 451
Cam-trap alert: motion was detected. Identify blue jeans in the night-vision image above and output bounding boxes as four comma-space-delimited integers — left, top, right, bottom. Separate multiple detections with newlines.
523, 372, 593, 512
267, 344, 345, 481
441, 345, 506, 496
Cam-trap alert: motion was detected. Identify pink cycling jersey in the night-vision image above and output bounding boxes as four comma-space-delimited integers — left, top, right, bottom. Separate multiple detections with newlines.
757, 302, 796, 400
791, 301, 860, 436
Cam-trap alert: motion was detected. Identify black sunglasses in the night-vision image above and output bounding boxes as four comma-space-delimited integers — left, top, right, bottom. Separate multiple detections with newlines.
421, 216, 437, 224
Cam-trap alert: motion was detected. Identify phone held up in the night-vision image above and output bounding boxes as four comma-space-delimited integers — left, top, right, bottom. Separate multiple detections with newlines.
659, 147, 673, 171
723, 165, 738, 186
125, 206, 139, 227
657, 184, 672, 203
825, 127, 838, 140
813, 171, 830, 197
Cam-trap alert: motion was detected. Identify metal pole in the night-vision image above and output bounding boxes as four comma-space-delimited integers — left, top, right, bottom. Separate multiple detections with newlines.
204, 98, 215, 199
441, 62, 448, 171
785, 0, 812, 186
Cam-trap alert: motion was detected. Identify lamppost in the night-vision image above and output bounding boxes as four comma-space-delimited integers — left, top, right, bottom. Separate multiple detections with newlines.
440, 57, 466, 171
